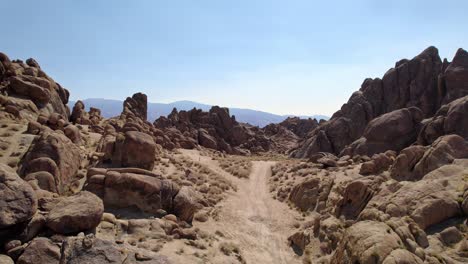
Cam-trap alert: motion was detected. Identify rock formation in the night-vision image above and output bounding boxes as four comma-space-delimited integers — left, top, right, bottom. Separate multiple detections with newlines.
154, 106, 272, 154
292, 47, 468, 159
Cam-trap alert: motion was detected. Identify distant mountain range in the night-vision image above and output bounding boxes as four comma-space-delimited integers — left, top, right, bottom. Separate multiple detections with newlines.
68, 98, 329, 127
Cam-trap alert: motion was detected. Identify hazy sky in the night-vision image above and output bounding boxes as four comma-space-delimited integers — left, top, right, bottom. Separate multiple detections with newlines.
3, 0, 467, 116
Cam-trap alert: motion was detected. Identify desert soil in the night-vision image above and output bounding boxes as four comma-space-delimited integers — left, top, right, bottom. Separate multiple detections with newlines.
163, 150, 302, 264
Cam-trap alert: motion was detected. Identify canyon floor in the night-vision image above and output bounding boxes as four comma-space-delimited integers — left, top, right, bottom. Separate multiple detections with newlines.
158, 150, 302, 264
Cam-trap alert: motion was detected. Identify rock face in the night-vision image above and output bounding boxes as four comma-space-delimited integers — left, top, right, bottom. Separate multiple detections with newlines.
154, 106, 272, 154
438, 48, 468, 105
418, 95, 468, 145
292, 46, 468, 159
46, 191, 104, 234
19, 131, 82, 194
342, 107, 423, 157
112, 131, 157, 170
121, 92, 147, 121
85, 169, 198, 222
289, 176, 334, 212
16, 237, 60, 264
360, 180, 460, 229
277, 117, 319, 138
70, 100, 103, 128
390, 135, 468, 181
331, 221, 423, 264
0, 54, 70, 120
0, 164, 37, 229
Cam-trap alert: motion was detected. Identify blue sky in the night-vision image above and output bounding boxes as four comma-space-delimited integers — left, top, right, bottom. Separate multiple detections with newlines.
2, 0, 467, 116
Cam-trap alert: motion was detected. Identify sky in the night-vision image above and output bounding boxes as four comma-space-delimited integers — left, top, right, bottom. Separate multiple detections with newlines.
2, 0, 468, 116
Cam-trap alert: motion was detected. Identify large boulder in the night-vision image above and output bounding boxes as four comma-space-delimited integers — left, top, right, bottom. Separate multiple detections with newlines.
121, 92, 147, 121
46, 191, 104, 234
16, 237, 60, 264
334, 180, 377, 220
391, 135, 468, 181
389, 146, 427, 181
60, 235, 170, 264
9, 76, 51, 106
0, 164, 37, 229
342, 107, 423, 157
19, 131, 82, 194
360, 180, 460, 229
112, 131, 157, 170
289, 176, 334, 212
418, 95, 468, 145
173, 186, 200, 223
439, 48, 468, 105
86, 170, 181, 216
331, 221, 423, 264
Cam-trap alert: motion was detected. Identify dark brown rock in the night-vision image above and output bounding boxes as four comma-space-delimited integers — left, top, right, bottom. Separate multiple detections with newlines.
16, 237, 60, 264
46, 191, 104, 234
0, 164, 37, 229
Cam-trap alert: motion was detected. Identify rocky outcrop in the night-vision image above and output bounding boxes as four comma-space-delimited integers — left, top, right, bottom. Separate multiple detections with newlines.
121, 92, 147, 121
154, 106, 272, 154
0, 54, 70, 120
19, 131, 82, 194
390, 135, 468, 181
331, 221, 424, 264
16, 237, 60, 264
46, 191, 104, 234
84, 169, 198, 222
112, 131, 157, 170
342, 107, 423, 157
359, 179, 460, 229
418, 95, 468, 145
438, 48, 468, 105
292, 46, 468, 158
277, 117, 319, 138
359, 151, 396, 175
289, 176, 334, 212
0, 164, 37, 235
70, 100, 103, 128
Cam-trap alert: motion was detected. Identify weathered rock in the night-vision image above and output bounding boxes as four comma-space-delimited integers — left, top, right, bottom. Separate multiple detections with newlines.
112, 131, 156, 170
418, 95, 468, 145
20, 131, 81, 194
0, 164, 37, 229
173, 187, 200, 223
24, 171, 58, 193
439, 226, 463, 245
335, 180, 376, 219
0, 255, 14, 264
289, 176, 334, 212
293, 46, 449, 158
9, 76, 51, 106
288, 229, 311, 252
101, 172, 179, 215
390, 145, 427, 181
439, 48, 468, 105
343, 107, 423, 157
359, 152, 395, 175
330, 221, 423, 264
154, 106, 272, 154
122, 92, 147, 121
360, 180, 460, 229
46, 191, 104, 234
60, 234, 171, 264
16, 237, 60, 264
63, 124, 81, 143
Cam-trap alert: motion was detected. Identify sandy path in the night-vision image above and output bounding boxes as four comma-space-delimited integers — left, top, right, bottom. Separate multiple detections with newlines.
215, 161, 302, 264
179, 150, 301, 264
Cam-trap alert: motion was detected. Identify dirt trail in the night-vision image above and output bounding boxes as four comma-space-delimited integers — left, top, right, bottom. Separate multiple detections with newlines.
216, 161, 301, 264
180, 150, 302, 264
